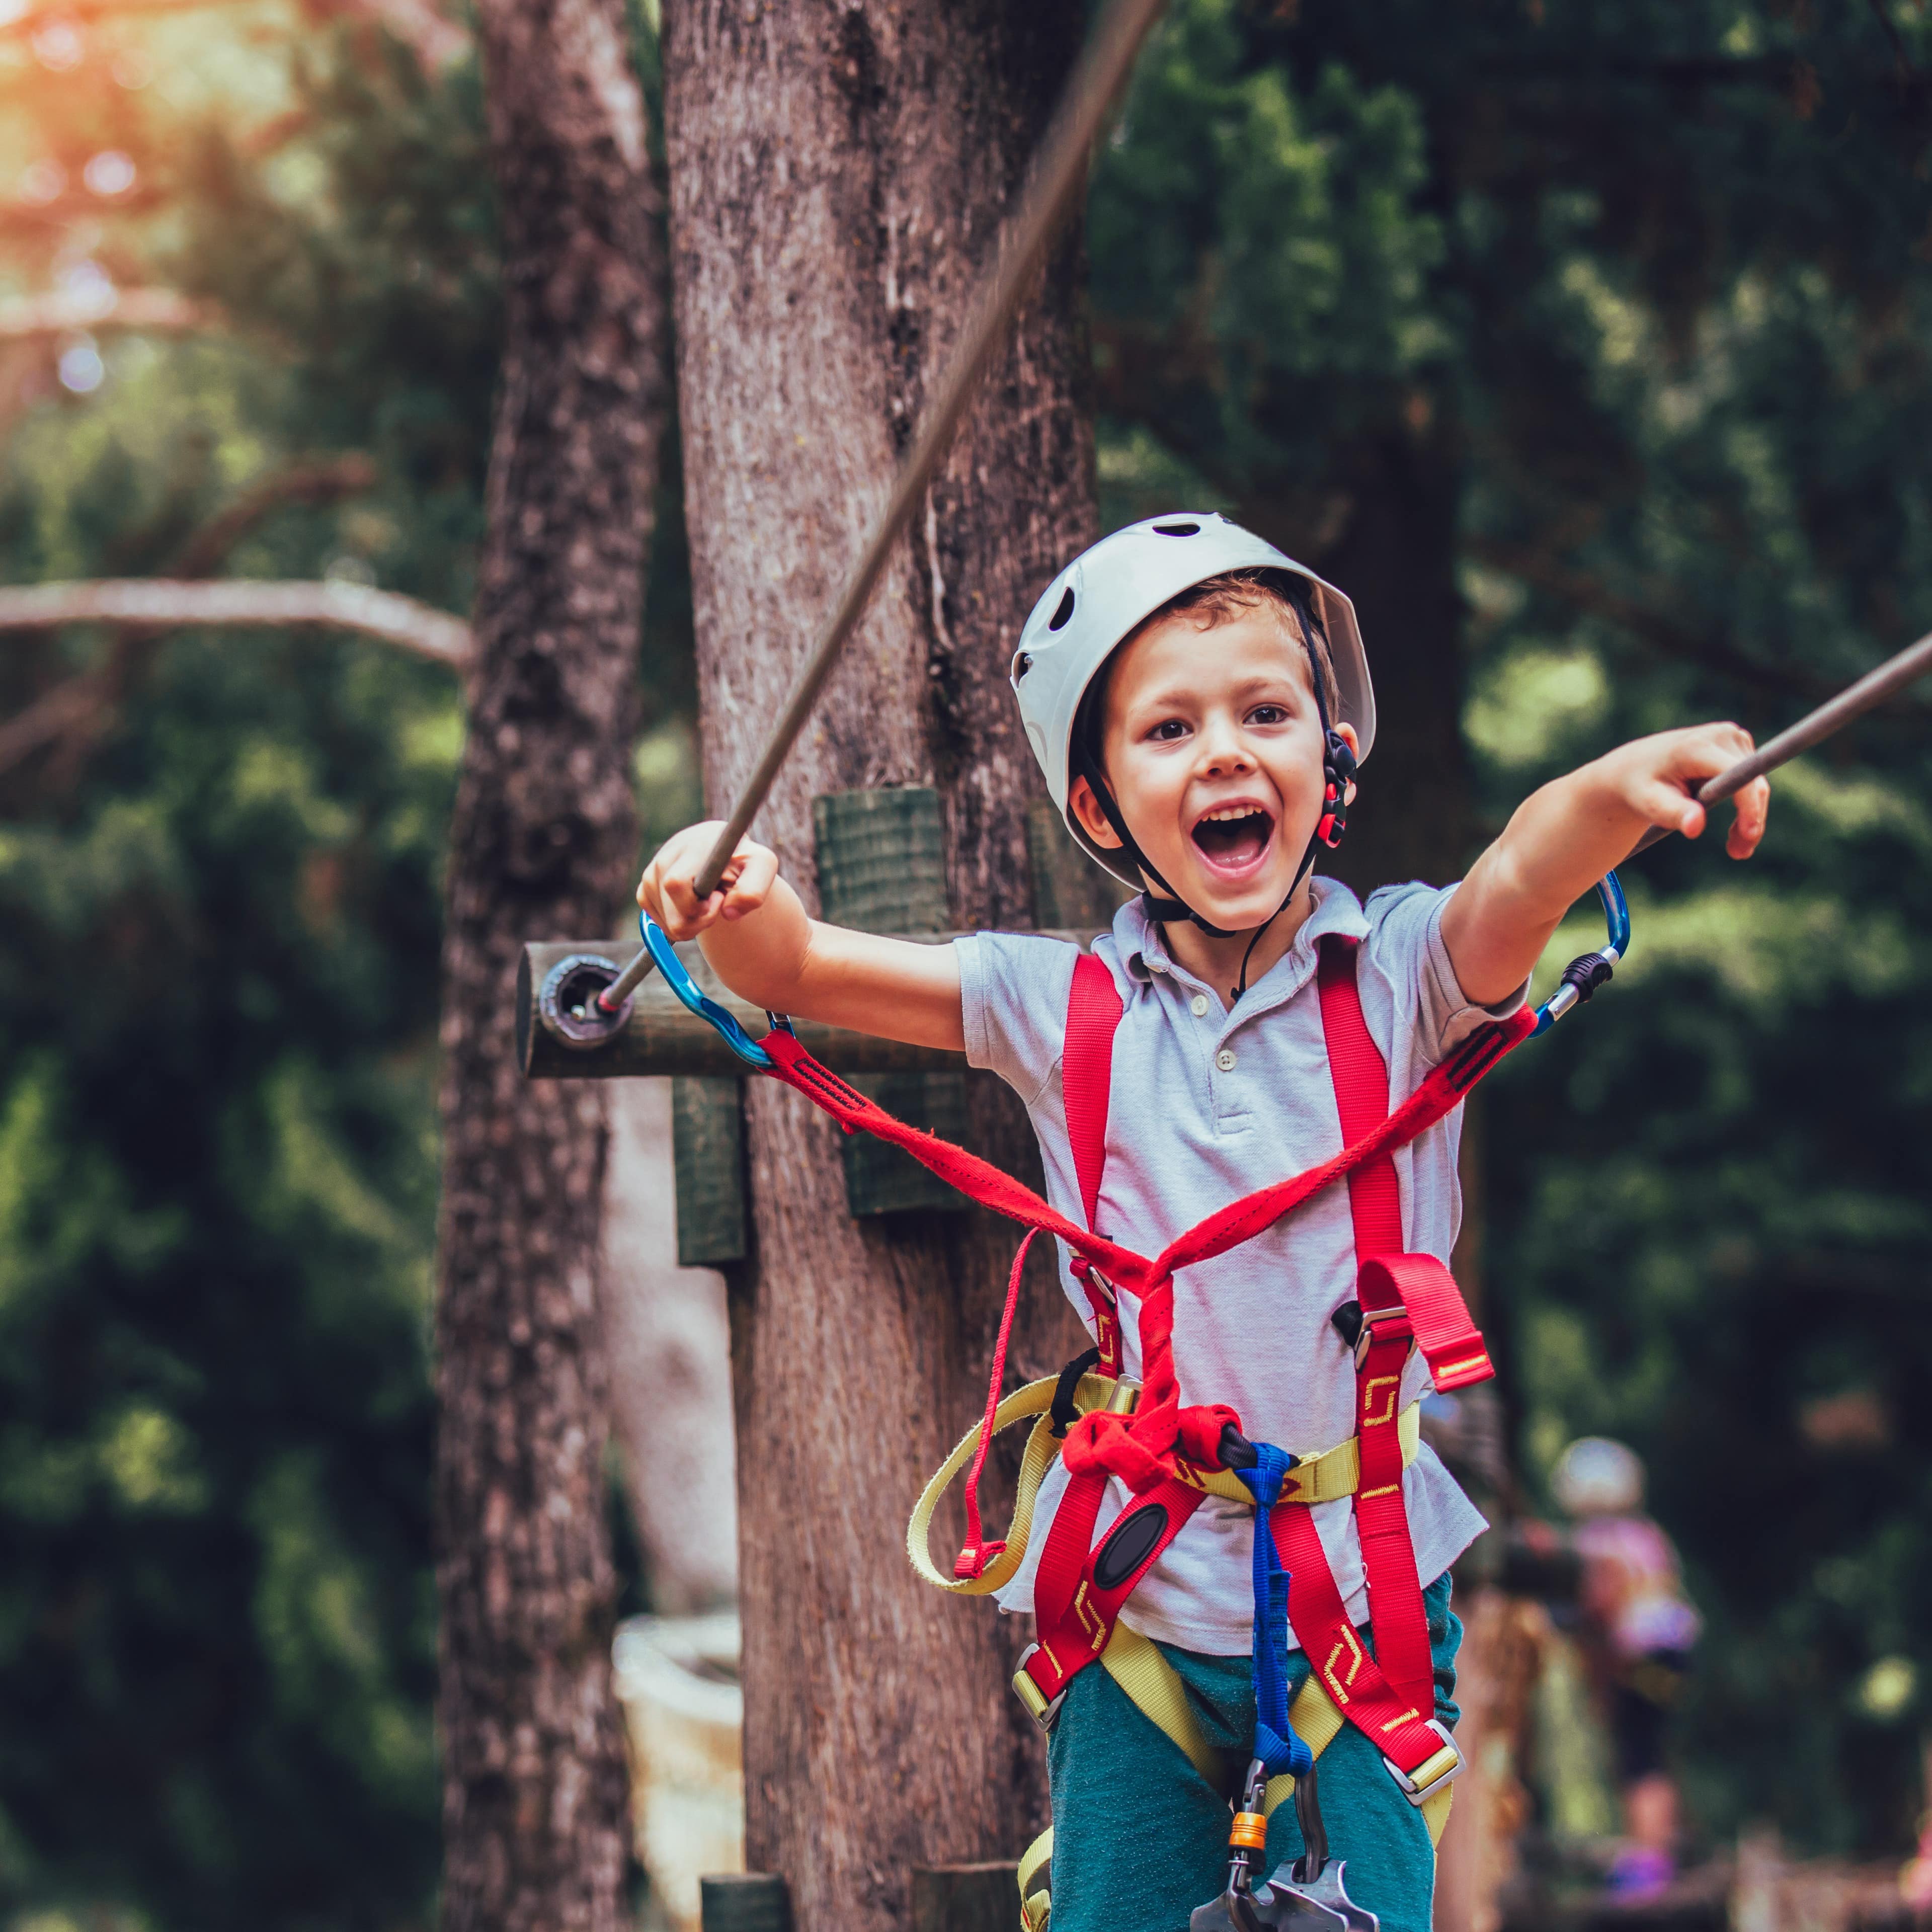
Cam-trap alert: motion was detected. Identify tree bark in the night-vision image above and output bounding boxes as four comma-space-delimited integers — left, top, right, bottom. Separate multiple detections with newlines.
433, 0, 668, 1923
661, 5, 1095, 1927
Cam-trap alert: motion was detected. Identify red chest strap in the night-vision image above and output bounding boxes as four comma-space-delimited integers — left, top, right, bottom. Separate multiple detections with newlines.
1063, 952, 1125, 1375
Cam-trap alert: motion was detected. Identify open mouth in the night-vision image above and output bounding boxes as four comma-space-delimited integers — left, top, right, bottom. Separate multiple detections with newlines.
1190, 805, 1275, 872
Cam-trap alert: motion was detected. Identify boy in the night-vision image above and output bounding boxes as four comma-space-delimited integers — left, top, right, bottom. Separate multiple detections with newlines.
639, 514, 1767, 1932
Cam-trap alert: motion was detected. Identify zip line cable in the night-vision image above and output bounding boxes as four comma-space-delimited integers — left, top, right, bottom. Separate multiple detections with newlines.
592, 0, 1172, 1018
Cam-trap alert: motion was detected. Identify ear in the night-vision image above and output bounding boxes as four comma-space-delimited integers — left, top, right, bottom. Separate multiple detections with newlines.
1068, 774, 1125, 850
1333, 722, 1360, 806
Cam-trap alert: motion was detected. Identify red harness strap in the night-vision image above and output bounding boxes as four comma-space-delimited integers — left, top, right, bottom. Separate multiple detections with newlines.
1262, 937, 1459, 1778
1064, 953, 1125, 1377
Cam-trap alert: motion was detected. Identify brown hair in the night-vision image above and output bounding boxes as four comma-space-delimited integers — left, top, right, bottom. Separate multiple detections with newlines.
1076, 568, 1340, 779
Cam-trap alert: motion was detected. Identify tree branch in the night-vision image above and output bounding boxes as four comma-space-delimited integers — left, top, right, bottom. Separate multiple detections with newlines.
171, 453, 380, 577
0, 286, 215, 341
0, 454, 401, 780
1467, 536, 1929, 714
0, 580, 471, 663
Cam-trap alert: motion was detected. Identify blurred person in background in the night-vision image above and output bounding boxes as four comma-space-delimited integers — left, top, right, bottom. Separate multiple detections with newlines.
1552, 1437, 1702, 1902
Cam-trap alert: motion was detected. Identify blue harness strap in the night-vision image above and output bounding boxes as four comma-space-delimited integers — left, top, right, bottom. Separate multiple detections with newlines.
1238, 1443, 1314, 1781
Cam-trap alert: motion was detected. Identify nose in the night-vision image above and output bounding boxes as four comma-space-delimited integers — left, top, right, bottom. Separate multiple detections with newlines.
1193, 711, 1254, 779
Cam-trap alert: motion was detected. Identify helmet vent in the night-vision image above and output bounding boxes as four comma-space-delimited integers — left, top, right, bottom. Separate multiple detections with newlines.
1013, 652, 1033, 678
1152, 521, 1200, 536
1048, 587, 1076, 630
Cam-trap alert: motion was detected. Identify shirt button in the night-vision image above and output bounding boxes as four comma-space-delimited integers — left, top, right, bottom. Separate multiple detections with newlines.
1216, 1048, 1237, 1072
1190, 994, 1210, 1018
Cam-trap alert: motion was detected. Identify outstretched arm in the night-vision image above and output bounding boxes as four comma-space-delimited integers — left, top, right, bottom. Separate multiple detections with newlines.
637, 821, 965, 1052
1441, 723, 1770, 1007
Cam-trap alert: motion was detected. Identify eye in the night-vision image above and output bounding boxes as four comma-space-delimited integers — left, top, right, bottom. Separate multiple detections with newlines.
1247, 704, 1290, 726
1147, 718, 1191, 743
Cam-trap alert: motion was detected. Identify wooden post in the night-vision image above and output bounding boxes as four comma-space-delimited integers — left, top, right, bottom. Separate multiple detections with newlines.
516, 931, 1087, 1080
814, 789, 968, 1218
660, 0, 1098, 1913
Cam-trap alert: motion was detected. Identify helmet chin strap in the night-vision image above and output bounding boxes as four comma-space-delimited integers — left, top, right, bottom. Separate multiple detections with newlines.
1074, 625, 1359, 999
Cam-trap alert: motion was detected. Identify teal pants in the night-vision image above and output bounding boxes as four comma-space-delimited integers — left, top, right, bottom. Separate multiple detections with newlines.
1045, 1573, 1461, 1932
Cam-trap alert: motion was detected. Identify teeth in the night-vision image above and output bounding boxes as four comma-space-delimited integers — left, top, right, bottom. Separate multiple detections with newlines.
1199, 807, 1264, 823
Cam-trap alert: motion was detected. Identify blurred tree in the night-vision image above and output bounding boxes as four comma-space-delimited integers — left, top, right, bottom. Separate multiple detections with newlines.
433, 0, 670, 1925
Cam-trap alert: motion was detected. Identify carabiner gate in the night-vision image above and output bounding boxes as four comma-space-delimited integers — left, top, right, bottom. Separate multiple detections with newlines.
635, 911, 778, 1071
1530, 870, 1630, 1038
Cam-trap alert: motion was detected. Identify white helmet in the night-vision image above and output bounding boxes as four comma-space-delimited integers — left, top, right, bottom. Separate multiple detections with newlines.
1010, 512, 1375, 890
1552, 1436, 1645, 1517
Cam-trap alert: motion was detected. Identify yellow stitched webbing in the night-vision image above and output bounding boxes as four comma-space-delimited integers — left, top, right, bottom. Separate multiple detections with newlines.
1100, 1623, 1227, 1791
1179, 1403, 1423, 1504
1018, 1827, 1054, 1932
907, 1373, 1117, 1594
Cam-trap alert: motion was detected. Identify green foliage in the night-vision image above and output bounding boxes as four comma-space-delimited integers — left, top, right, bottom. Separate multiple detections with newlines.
0, 2, 696, 1910
0, 26, 494, 1930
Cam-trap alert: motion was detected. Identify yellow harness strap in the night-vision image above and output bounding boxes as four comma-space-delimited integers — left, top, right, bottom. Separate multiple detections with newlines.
907, 1373, 1119, 1594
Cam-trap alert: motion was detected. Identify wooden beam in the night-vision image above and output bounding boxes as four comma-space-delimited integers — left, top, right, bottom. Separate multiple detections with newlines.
516, 930, 1089, 1079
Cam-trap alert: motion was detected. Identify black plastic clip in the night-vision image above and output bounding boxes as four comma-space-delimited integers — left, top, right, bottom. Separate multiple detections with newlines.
1050, 1347, 1103, 1437
1559, 952, 1615, 1004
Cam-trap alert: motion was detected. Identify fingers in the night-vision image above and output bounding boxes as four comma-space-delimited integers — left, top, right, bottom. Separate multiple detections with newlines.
635, 824, 775, 939
1726, 773, 1770, 859
1679, 723, 1767, 860
1633, 774, 1706, 840
718, 842, 778, 920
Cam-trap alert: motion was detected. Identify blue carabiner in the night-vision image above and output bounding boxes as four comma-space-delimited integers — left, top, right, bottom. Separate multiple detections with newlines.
636, 910, 776, 1071
1530, 870, 1631, 1038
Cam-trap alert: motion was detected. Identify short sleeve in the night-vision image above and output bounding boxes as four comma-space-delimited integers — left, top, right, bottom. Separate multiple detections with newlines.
1362, 880, 1528, 1066
953, 930, 1081, 1108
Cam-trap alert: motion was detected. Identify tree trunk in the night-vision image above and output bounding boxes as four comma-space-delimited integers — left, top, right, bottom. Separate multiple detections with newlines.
660, 5, 1095, 1927
433, 0, 669, 1922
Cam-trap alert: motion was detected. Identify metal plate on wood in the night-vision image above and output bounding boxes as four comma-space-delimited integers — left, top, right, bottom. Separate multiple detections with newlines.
1027, 796, 1133, 934
672, 1076, 747, 1266
911, 1864, 1024, 1932
700, 1874, 791, 1932
842, 1069, 970, 1217
814, 788, 970, 1217
813, 786, 949, 935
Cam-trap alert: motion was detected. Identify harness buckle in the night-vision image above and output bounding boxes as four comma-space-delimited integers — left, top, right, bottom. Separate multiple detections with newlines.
1011, 1644, 1066, 1732
1351, 1304, 1410, 1372
1380, 1720, 1462, 1807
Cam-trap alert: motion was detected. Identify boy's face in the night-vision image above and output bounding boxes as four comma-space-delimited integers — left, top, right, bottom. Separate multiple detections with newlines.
1068, 602, 1358, 931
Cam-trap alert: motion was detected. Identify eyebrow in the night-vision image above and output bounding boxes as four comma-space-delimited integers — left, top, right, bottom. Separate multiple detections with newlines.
1119, 669, 1311, 714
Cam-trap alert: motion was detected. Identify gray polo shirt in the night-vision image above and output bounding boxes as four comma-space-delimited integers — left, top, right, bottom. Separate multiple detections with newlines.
953, 876, 1517, 1656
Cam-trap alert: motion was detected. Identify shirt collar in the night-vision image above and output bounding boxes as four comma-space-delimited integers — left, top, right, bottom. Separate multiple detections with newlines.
1114, 875, 1369, 1002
